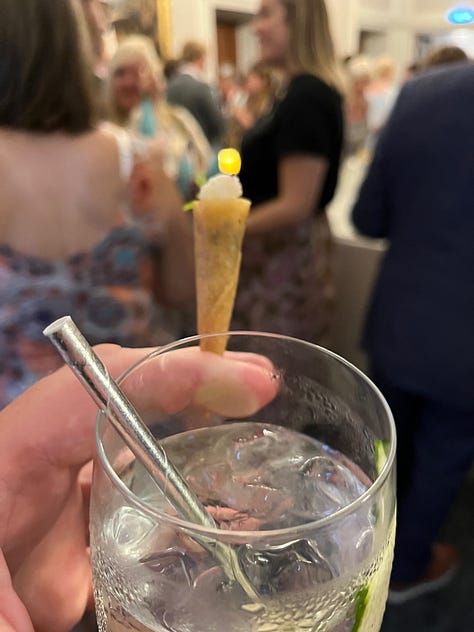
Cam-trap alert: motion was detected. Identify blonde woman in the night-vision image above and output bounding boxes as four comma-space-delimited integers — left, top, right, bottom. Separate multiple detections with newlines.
233, 0, 345, 344
107, 35, 214, 202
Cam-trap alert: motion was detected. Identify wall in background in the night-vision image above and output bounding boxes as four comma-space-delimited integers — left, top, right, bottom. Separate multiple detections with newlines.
168, 0, 474, 82
170, 0, 257, 80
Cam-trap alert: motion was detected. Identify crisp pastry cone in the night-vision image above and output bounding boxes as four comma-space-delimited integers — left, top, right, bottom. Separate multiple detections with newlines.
194, 198, 251, 354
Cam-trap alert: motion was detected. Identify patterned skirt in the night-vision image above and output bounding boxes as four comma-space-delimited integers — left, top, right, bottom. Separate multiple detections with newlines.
232, 213, 334, 345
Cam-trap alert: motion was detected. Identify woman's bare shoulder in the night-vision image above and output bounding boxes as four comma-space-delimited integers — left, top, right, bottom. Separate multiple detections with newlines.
0, 126, 118, 167
0, 127, 124, 240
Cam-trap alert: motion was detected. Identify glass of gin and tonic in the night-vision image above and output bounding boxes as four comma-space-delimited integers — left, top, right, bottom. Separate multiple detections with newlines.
91, 332, 396, 632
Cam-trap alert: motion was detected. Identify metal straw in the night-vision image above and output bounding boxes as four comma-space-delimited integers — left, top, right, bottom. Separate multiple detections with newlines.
43, 316, 259, 600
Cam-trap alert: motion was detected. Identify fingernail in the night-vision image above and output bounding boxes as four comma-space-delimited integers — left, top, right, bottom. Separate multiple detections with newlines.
195, 380, 259, 417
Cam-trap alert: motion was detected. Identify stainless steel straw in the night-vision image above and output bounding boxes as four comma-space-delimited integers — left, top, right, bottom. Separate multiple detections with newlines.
43, 316, 259, 600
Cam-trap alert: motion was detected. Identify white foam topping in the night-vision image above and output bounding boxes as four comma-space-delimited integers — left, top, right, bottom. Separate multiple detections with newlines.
199, 174, 243, 200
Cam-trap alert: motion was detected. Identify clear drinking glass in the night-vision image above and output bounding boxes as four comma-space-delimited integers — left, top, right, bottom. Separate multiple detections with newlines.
91, 332, 396, 632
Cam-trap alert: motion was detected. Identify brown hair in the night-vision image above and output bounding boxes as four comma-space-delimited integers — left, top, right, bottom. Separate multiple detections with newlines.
424, 46, 468, 69
281, 0, 345, 94
247, 62, 281, 118
181, 41, 206, 64
0, 0, 95, 133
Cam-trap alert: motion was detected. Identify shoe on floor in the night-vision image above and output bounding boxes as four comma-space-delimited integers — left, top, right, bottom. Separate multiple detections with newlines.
388, 542, 458, 605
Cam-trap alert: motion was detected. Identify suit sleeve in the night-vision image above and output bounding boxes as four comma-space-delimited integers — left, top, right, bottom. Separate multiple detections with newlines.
198, 84, 226, 142
351, 134, 391, 238
351, 81, 416, 238
350, 84, 410, 240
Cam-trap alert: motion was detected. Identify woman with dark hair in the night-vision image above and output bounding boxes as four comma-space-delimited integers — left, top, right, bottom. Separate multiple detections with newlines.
0, 0, 95, 132
0, 0, 194, 409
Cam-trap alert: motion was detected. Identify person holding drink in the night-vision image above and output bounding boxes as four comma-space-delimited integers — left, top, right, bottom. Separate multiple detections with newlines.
0, 3, 396, 632
0, 332, 396, 632
85, 154, 395, 629
0, 343, 280, 632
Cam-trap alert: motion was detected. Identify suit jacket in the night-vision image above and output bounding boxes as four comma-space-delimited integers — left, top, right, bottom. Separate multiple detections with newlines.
167, 72, 225, 146
352, 62, 474, 408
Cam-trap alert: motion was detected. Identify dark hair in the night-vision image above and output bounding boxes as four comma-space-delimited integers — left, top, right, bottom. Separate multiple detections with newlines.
0, 0, 95, 133
424, 46, 469, 69
407, 62, 421, 75
163, 58, 181, 81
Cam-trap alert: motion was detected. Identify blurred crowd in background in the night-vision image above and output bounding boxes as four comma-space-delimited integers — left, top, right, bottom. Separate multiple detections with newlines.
75, 3, 474, 629
0, 1, 473, 631
87, 0, 473, 165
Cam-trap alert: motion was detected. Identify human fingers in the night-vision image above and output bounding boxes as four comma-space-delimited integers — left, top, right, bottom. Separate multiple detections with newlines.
114, 346, 279, 418
0, 346, 278, 630
0, 345, 277, 556
2, 345, 279, 471
0, 550, 34, 632
223, 351, 275, 372
11, 486, 91, 632
78, 461, 94, 533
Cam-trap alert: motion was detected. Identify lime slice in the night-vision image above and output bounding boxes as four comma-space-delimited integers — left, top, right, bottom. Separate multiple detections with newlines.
351, 520, 395, 631
351, 441, 394, 631
374, 440, 390, 475
352, 585, 369, 632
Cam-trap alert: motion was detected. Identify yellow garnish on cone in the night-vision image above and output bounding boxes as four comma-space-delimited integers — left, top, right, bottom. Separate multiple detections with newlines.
218, 148, 242, 176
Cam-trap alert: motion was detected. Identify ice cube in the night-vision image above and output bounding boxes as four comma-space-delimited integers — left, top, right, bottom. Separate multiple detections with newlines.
107, 507, 157, 555
180, 424, 335, 529
329, 513, 374, 572
239, 539, 337, 596
139, 548, 197, 586
294, 455, 368, 519
226, 424, 317, 477
162, 565, 254, 632
138, 548, 197, 619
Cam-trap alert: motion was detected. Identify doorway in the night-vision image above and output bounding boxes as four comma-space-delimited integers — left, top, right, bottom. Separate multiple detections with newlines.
359, 29, 387, 57
216, 20, 237, 70
215, 9, 257, 76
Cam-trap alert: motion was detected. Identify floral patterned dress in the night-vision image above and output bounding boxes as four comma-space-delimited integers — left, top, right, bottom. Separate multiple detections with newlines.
0, 224, 178, 409
234, 74, 344, 344
232, 214, 334, 344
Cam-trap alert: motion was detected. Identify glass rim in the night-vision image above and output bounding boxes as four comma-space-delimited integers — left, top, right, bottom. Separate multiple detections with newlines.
95, 331, 396, 540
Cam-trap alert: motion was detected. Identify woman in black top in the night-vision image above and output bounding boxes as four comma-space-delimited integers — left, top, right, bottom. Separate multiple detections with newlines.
233, 0, 345, 344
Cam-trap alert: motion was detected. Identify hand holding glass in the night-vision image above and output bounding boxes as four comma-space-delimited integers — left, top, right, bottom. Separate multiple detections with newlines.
91, 333, 396, 632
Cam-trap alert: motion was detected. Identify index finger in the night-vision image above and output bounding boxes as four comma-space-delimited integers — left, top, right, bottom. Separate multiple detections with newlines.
2, 345, 279, 470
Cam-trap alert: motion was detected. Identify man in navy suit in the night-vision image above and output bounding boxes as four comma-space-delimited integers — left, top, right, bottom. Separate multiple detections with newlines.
352, 62, 474, 602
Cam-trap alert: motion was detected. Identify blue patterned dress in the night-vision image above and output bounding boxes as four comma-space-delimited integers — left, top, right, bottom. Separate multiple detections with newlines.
0, 224, 178, 409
